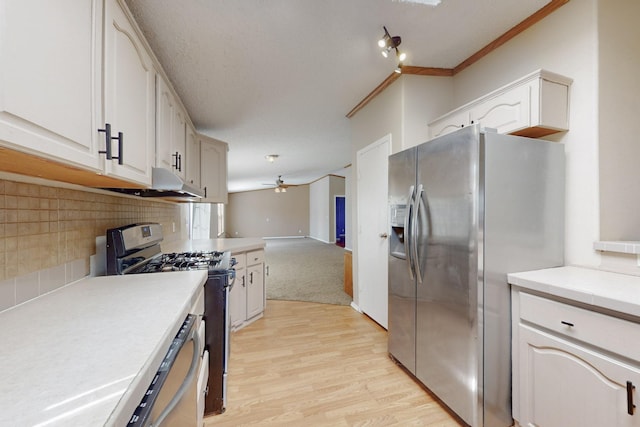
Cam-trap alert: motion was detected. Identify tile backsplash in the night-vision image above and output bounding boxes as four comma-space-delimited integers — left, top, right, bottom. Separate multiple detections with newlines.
0, 177, 184, 311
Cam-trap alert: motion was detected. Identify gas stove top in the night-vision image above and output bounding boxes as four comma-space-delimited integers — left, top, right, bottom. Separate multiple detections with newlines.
133, 251, 232, 274
105, 223, 232, 275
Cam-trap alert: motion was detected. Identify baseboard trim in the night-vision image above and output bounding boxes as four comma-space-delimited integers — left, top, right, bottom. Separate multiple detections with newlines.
308, 236, 334, 244
263, 236, 306, 239
350, 301, 362, 313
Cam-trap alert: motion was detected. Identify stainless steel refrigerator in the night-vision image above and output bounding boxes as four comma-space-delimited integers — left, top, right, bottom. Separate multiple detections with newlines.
388, 124, 564, 426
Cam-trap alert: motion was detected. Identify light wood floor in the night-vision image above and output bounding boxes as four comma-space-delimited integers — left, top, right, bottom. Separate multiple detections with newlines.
205, 300, 463, 426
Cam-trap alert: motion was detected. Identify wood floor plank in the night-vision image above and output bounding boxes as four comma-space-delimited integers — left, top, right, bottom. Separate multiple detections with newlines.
205, 300, 463, 427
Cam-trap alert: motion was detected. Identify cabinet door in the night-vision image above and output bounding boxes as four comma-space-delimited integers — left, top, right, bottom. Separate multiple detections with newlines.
246, 263, 264, 319
103, 0, 155, 185
186, 125, 201, 187
0, 0, 102, 170
156, 76, 187, 179
172, 107, 187, 180
229, 268, 246, 330
469, 83, 531, 134
428, 110, 469, 140
518, 324, 640, 427
156, 76, 175, 172
200, 136, 228, 203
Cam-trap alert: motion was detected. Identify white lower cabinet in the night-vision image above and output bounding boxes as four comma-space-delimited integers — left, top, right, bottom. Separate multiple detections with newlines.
513, 290, 640, 427
230, 253, 247, 330
247, 261, 265, 319
197, 349, 209, 427
230, 250, 265, 331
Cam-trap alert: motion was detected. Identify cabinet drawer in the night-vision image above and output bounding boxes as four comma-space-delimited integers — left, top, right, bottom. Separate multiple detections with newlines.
519, 292, 640, 361
232, 253, 246, 270
247, 249, 265, 266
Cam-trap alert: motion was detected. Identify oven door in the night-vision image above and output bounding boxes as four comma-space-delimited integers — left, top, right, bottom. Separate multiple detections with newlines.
128, 314, 202, 427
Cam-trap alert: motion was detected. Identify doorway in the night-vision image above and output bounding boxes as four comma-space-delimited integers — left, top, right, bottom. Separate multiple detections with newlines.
335, 196, 345, 247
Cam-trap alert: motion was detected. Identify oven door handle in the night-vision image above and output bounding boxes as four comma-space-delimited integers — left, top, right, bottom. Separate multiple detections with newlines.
149, 327, 201, 427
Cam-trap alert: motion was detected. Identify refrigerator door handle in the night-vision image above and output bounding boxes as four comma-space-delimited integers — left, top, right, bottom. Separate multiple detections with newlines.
404, 185, 415, 280
412, 184, 424, 284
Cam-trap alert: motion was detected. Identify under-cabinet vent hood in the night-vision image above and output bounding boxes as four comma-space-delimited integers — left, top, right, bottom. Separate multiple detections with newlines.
104, 167, 205, 199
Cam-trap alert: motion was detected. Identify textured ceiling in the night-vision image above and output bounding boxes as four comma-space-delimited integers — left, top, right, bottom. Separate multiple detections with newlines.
125, 0, 551, 192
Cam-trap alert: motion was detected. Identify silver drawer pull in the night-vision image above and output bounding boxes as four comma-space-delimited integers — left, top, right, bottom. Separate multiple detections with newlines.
560, 320, 574, 327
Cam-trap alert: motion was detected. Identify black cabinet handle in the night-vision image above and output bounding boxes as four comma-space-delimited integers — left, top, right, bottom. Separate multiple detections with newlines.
250, 272, 253, 284
241, 276, 245, 288
204, 187, 207, 198
98, 123, 113, 160
628, 381, 636, 415
172, 151, 179, 170
113, 131, 123, 165
98, 123, 123, 164
178, 154, 182, 172
560, 320, 574, 327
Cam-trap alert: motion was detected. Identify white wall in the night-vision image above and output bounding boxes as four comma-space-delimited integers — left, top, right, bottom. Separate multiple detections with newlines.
598, 0, 640, 241
451, 0, 600, 268
309, 175, 346, 243
344, 166, 353, 251
309, 177, 329, 242
402, 74, 455, 149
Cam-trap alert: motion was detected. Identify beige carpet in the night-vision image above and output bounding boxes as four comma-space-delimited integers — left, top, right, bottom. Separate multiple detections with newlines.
265, 238, 352, 306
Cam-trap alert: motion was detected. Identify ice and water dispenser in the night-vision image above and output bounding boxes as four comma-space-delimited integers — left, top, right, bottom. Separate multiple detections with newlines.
389, 204, 407, 259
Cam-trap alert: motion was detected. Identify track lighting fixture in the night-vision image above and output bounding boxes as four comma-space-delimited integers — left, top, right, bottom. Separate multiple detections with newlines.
378, 26, 407, 73
378, 26, 401, 58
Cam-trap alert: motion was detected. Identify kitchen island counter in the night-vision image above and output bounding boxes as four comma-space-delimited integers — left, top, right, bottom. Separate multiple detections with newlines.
162, 237, 265, 254
0, 270, 207, 427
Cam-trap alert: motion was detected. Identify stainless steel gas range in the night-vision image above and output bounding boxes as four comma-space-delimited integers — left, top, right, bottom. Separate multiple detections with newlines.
106, 223, 235, 417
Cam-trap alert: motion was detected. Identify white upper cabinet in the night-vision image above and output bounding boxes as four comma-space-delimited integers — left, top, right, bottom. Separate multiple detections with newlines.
199, 135, 228, 204
102, 0, 155, 186
156, 75, 187, 180
185, 124, 201, 188
0, 0, 102, 170
428, 70, 572, 140
469, 83, 531, 134
0, 0, 155, 186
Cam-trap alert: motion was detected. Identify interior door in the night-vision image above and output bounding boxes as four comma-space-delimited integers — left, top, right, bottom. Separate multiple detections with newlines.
415, 125, 480, 426
356, 134, 390, 329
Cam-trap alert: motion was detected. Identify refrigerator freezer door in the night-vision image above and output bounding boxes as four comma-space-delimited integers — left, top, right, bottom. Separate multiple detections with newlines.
415, 125, 481, 426
388, 148, 417, 374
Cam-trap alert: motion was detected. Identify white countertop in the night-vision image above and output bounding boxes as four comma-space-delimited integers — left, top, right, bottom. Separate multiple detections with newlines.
162, 237, 265, 254
0, 270, 207, 427
508, 266, 640, 319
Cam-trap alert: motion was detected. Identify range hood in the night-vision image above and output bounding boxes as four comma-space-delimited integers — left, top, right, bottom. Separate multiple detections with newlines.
104, 167, 205, 199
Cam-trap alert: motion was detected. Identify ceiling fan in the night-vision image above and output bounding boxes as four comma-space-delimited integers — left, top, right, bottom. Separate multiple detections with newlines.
262, 175, 291, 192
